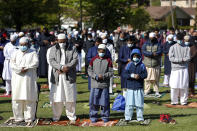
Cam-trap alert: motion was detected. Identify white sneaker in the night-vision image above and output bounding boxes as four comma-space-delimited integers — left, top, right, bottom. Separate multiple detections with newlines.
155, 92, 161, 97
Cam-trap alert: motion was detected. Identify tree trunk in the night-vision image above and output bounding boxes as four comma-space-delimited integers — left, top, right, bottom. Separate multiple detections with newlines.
16, 23, 22, 32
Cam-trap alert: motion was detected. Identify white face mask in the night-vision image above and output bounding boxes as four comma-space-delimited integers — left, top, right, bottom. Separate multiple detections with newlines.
127, 43, 133, 47
59, 43, 65, 48
185, 42, 190, 46
102, 39, 107, 44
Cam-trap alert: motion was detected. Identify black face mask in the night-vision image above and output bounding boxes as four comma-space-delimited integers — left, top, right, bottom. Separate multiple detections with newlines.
151, 38, 157, 43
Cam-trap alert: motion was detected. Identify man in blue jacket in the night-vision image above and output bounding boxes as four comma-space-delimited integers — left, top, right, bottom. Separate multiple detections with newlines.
123, 49, 147, 122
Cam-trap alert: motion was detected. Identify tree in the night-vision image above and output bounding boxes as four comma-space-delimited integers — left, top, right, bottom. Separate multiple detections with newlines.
0, 0, 59, 31
83, 0, 135, 31
129, 7, 150, 30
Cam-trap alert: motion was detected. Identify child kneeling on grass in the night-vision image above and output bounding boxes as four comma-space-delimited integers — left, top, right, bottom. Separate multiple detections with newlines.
123, 49, 147, 122
88, 44, 113, 123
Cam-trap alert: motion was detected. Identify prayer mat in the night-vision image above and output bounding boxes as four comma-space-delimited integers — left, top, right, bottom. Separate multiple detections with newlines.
0, 94, 11, 97
81, 74, 88, 80
144, 93, 166, 98
79, 119, 119, 127
189, 94, 197, 99
41, 84, 49, 89
0, 117, 39, 127
116, 119, 151, 126
38, 118, 80, 126
164, 102, 197, 109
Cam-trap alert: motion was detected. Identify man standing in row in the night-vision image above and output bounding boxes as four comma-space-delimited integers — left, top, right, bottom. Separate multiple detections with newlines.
49, 34, 78, 124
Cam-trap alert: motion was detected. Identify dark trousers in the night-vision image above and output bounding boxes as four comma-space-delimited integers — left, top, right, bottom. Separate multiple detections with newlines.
0, 63, 5, 86
89, 104, 110, 122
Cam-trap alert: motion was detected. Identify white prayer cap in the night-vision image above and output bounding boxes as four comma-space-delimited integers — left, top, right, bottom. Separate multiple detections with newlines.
19, 37, 29, 44
168, 34, 174, 39
10, 34, 18, 41
149, 32, 155, 38
98, 44, 106, 50
101, 33, 107, 38
88, 28, 92, 31
99, 32, 103, 37
19, 32, 24, 37
73, 29, 76, 32
74, 31, 78, 36
58, 33, 66, 39
96, 30, 100, 34
184, 35, 190, 40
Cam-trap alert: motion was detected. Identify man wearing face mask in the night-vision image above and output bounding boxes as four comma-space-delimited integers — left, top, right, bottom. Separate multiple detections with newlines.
10, 37, 39, 125
184, 35, 197, 97
142, 32, 162, 96
119, 36, 139, 97
38, 27, 51, 78
2, 35, 18, 96
83, 34, 95, 76
87, 37, 111, 91
169, 33, 190, 105
162, 34, 175, 87
49, 34, 78, 124
88, 44, 113, 123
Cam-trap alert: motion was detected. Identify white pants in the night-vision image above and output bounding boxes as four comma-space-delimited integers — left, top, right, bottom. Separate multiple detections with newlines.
12, 100, 36, 122
76, 53, 82, 72
171, 88, 188, 105
52, 102, 76, 121
109, 77, 113, 94
5, 80, 11, 93
123, 88, 127, 98
163, 74, 170, 85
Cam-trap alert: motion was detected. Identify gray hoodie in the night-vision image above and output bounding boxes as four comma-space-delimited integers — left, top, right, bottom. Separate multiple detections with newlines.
169, 43, 190, 71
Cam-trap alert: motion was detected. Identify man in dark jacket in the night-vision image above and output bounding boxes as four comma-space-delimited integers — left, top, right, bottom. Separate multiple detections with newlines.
38, 28, 51, 78
83, 34, 94, 76
142, 32, 162, 96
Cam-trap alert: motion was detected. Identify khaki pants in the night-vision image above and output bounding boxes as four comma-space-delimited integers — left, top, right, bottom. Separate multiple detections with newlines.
144, 66, 160, 94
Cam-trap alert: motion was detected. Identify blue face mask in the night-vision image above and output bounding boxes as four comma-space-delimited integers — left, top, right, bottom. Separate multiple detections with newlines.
185, 42, 190, 46
168, 41, 173, 44
98, 53, 105, 57
133, 57, 139, 62
120, 38, 124, 41
177, 40, 183, 45
19, 45, 28, 52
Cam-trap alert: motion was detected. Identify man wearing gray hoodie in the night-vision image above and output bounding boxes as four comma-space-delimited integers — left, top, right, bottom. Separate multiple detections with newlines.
169, 33, 190, 105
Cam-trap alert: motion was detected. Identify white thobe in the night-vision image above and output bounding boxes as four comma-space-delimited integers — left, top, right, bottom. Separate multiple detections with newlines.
10, 49, 39, 122
50, 46, 77, 121
2, 42, 17, 80
46, 47, 55, 90
2, 42, 17, 93
170, 68, 189, 105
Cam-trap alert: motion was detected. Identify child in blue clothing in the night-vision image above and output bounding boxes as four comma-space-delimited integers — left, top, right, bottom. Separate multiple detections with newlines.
123, 49, 147, 122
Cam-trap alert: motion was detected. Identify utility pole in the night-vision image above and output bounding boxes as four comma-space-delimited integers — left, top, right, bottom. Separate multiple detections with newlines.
170, 0, 175, 29
80, 0, 82, 31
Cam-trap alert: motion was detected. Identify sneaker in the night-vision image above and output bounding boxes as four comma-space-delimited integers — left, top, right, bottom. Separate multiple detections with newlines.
155, 92, 161, 97
159, 114, 165, 122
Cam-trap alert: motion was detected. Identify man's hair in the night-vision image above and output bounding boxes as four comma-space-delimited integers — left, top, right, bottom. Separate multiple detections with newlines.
95, 37, 102, 43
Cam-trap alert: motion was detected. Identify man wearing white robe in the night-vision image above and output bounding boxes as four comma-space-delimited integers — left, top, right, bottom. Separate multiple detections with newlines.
49, 34, 78, 124
2, 35, 18, 96
169, 33, 190, 105
10, 37, 39, 123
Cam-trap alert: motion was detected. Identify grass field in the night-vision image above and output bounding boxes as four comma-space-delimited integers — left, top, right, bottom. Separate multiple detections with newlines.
0, 69, 197, 131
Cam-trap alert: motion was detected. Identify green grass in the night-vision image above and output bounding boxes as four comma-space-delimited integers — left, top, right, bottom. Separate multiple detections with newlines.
152, 0, 161, 6
0, 69, 197, 131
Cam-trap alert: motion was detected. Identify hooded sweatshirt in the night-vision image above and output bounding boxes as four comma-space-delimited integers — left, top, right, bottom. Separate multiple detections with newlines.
123, 49, 147, 90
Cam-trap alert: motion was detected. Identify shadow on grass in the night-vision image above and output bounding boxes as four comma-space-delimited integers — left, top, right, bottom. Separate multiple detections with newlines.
0, 100, 11, 104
